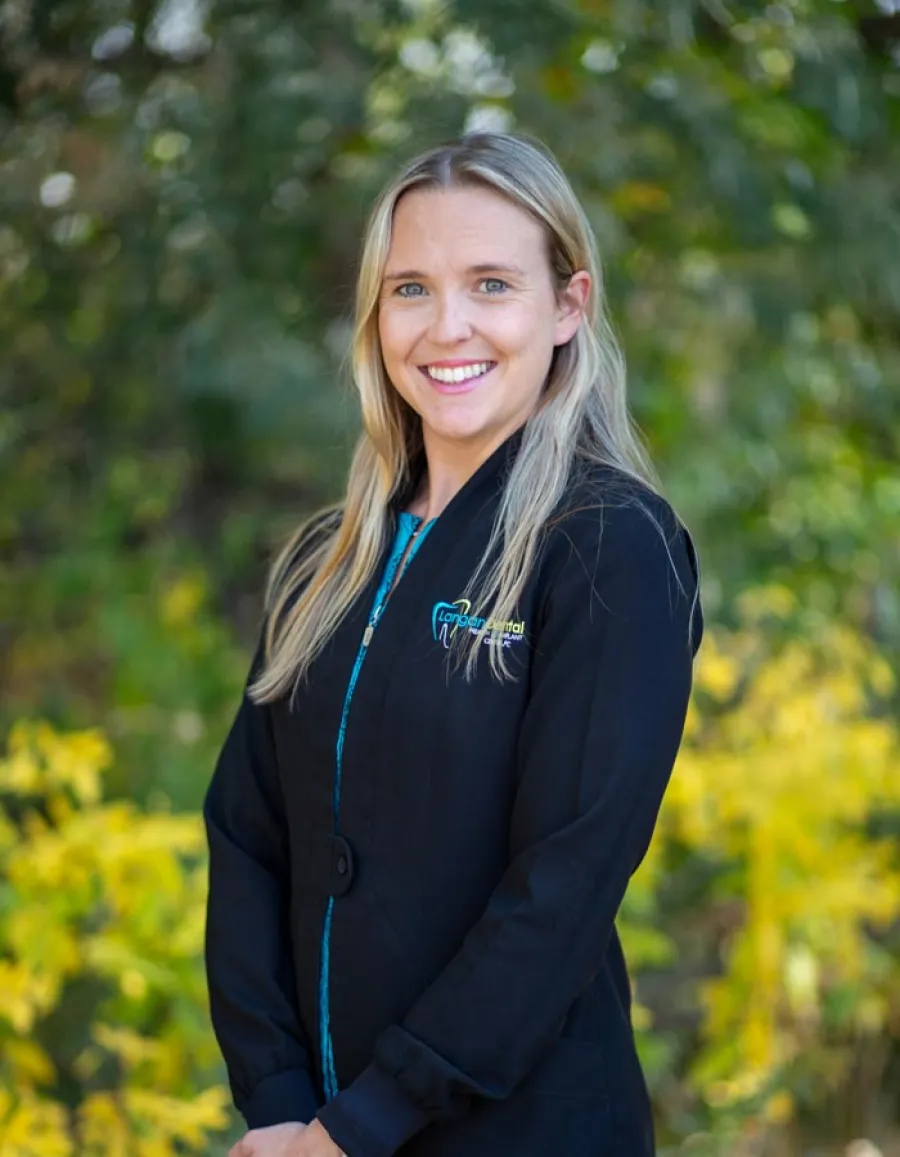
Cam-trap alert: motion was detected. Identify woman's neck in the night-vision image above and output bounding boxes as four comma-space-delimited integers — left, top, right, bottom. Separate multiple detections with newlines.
407, 425, 518, 522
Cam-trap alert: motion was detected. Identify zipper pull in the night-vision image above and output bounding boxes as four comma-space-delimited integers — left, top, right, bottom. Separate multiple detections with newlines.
364, 597, 387, 648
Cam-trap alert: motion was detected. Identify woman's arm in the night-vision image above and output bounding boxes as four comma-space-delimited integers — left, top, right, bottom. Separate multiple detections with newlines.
204, 637, 320, 1129
315, 496, 703, 1157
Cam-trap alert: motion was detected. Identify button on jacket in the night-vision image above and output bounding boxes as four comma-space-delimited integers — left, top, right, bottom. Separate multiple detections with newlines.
204, 428, 704, 1157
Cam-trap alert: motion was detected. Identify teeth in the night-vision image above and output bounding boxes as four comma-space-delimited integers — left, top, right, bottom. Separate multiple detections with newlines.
426, 362, 492, 384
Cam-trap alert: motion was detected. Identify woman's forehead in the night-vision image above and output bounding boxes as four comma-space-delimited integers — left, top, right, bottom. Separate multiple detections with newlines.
387, 185, 547, 268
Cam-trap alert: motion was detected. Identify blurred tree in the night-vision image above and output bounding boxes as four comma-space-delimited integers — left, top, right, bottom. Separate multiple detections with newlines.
2, 1, 898, 742
1, 0, 898, 1150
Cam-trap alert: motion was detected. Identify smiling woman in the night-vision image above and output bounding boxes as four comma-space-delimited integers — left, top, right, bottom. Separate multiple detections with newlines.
377, 185, 590, 464
204, 131, 703, 1157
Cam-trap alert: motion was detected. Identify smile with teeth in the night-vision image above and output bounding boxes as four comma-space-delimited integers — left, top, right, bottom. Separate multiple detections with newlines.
423, 361, 495, 384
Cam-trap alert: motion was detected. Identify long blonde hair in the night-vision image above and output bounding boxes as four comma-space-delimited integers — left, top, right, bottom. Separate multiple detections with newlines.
251, 131, 677, 702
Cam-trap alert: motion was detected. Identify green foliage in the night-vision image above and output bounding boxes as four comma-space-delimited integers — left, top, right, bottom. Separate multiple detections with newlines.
2, 0, 899, 1151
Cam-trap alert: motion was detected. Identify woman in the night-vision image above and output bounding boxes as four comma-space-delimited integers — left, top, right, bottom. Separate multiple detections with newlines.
204, 131, 703, 1157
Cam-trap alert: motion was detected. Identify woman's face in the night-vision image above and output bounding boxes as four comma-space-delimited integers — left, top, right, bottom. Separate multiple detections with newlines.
377, 185, 590, 460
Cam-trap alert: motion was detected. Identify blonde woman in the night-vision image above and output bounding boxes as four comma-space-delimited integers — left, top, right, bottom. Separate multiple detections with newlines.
205, 131, 703, 1157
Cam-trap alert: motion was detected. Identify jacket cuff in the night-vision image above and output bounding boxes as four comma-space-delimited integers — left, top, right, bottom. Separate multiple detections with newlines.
315, 1063, 430, 1157
241, 1066, 321, 1129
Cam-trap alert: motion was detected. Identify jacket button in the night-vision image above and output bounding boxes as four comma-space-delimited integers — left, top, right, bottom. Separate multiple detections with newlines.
327, 834, 355, 897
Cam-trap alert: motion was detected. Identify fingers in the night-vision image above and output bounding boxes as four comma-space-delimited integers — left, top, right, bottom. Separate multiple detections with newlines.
229, 1122, 310, 1157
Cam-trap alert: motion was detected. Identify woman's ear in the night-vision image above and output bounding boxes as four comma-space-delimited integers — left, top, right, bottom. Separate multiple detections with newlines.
553, 271, 592, 346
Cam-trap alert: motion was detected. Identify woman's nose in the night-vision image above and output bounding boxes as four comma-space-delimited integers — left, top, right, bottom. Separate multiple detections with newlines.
427, 292, 473, 344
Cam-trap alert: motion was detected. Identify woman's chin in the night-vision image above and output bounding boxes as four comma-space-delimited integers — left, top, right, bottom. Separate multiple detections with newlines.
421, 416, 497, 447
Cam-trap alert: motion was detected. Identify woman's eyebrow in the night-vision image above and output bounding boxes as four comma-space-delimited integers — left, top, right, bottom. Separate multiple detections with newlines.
382, 263, 527, 281
468, 263, 527, 277
382, 269, 427, 282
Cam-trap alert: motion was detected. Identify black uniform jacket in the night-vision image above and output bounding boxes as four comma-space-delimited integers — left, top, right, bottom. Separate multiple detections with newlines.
204, 428, 703, 1157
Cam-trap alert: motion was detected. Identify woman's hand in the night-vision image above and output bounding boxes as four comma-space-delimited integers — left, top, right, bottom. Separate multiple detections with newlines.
229, 1120, 346, 1157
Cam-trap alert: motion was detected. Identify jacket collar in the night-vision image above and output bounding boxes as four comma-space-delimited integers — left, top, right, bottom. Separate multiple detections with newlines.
389, 422, 526, 522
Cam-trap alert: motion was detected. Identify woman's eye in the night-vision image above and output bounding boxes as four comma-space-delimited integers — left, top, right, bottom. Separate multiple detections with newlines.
396, 282, 427, 298
479, 278, 509, 294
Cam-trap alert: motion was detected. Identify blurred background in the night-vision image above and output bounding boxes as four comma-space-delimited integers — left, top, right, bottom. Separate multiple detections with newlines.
1, 0, 899, 1153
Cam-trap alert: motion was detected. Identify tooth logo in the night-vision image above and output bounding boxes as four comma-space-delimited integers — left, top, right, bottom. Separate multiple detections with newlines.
432, 599, 472, 648
431, 599, 527, 650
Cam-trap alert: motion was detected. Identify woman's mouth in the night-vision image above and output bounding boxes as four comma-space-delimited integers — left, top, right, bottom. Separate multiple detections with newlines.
418, 361, 497, 394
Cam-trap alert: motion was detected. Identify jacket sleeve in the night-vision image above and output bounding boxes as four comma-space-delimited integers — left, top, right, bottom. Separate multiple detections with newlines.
203, 637, 321, 1129
315, 498, 704, 1157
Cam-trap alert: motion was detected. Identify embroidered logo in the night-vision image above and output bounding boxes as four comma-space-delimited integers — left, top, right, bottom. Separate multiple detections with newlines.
431, 599, 527, 650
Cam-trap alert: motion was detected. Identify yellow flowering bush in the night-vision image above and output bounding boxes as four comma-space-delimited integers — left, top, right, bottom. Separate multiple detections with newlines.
0, 721, 229, 1156
624, 584, 900, 1144
3, 584, 898, 1155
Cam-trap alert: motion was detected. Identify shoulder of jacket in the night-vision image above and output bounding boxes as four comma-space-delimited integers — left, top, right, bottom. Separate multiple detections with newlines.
533, 466, 703, 650
546, 464, 681, 546
535, 465, 700, 606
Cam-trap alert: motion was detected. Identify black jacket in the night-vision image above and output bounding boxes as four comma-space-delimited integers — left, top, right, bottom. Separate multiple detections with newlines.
204, 429, 703, 1157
